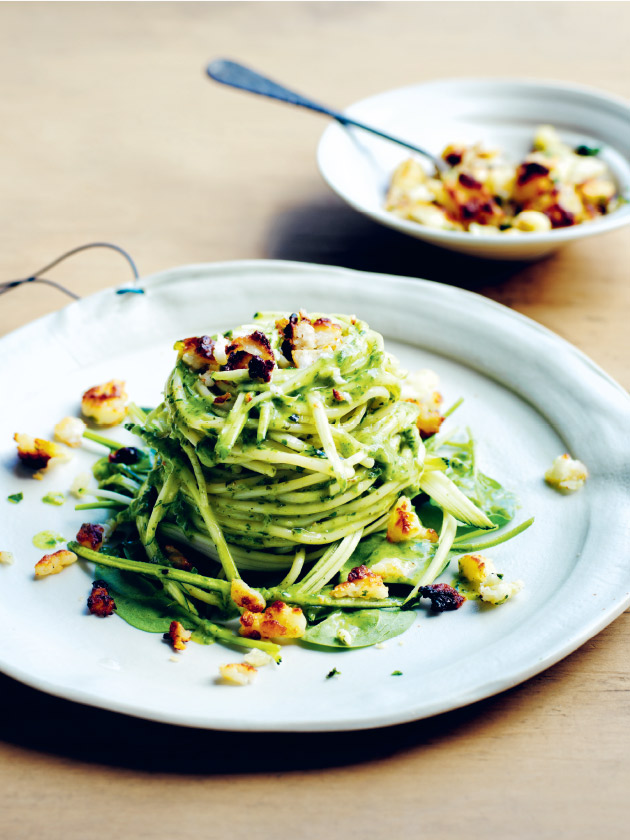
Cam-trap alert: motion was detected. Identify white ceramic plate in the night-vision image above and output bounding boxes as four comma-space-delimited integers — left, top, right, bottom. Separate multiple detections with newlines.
317, 78, 630, 260
1, 260, 629, 731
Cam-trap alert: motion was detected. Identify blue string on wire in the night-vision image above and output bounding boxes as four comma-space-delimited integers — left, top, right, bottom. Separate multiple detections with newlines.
0, 242, 143, 300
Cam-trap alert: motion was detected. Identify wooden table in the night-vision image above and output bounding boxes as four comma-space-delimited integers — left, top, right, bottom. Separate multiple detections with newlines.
1, 3, 628, 838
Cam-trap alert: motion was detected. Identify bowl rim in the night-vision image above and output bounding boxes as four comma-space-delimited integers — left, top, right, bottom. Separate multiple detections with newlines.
317, 75, 630, 247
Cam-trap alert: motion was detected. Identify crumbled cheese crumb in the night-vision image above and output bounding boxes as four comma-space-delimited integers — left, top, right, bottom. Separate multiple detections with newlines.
331, 565, 389, 600
70, 472, 93, 498
231, 579, 266, 613
81, 379, 128, 426
54, 416, 87, 447
240, 600, 307, 639
479, 577, 523, 605
386, 496, 436, 543
14, 433, 70, 479
545, 454, 588, 493
400, 369, 441, 402
276, 314, 343, 368
166, 620, 192, 651
458, 553, 523, 605
35, 549, 78, 577
371, 557, 416, 581
337, 628, 352, 646
243, 649, 275, 668
219, 662, 258, 685
0, 551, 15, 566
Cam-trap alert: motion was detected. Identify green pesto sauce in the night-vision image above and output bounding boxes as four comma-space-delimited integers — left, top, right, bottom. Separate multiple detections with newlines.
42, 492, 65, 506
32, 531, 66, 550
452, 575, 481, 601
185, 394, 210, 419
372, 540, 433, 564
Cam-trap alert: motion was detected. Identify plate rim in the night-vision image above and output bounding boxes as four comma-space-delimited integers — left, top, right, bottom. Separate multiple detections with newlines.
2, 258, 629, 732
2, 256, 627, 397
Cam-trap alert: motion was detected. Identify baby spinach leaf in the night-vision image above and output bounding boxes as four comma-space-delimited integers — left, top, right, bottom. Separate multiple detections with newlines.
474, 472, 517, 528
302, 605, 334, 623
303, 608, 416, 649
93, 564, 195, 633
92, 456, 114, 482
431, 432, 517, 529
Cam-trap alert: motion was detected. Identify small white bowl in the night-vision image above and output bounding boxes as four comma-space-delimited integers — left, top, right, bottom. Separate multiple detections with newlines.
317, 78, 630, 261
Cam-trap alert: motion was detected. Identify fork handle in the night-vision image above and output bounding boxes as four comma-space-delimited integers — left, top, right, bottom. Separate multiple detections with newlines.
206, 59, 440, 165
207, 59, 340, 119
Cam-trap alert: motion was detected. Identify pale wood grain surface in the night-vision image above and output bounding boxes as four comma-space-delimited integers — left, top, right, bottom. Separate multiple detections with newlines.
0, 3, 628, 838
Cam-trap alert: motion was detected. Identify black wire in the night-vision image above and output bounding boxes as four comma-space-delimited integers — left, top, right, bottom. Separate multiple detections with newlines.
31, 241, 139, 280
0, 241, 141, 301
0, 277, 80, 300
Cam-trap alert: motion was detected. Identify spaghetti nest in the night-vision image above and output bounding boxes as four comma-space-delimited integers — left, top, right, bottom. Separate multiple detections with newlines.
133, 311, 429, 580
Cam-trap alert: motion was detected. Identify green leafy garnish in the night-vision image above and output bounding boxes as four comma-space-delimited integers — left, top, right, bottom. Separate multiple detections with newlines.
430, 431, 517, 530
452, 516, 534, 552
418, 470, 493, 529
303, 609, 416, 649
326, 668, 341, 679
93, 565, 197, 633
7, 493, 23, 504
391, 670, 403, 676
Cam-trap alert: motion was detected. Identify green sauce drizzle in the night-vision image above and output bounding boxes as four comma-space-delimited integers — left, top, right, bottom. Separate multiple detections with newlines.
32, 531, 66, 550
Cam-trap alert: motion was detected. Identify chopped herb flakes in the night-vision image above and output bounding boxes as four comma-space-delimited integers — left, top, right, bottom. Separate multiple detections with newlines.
575, 144, 600, 157
7, 493, 23, 504
42, 492, 65, 506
